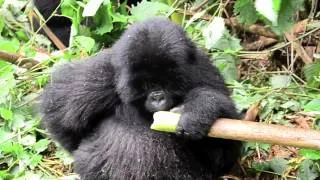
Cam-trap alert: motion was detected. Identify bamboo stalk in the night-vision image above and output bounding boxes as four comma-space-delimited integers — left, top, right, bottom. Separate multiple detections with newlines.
209, 118, 320, 150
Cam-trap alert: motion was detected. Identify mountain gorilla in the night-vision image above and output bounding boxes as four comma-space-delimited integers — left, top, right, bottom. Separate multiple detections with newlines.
41, 18, 242, 179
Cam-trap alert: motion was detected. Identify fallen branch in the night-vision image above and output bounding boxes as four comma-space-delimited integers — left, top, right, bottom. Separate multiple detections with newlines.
152, 111, 320, 150
284, 32, 313, 64
243, 36, 278, 51
224, 17, 277, 38
31, 11, 67, 50
0, 50, 39, 69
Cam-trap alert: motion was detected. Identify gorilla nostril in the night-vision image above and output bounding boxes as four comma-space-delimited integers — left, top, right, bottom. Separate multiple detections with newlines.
153, 95, 165, 103
158, 96, 165, 101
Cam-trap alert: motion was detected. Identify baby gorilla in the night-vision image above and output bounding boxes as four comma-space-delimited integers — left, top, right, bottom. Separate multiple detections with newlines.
41, 18, 242, 179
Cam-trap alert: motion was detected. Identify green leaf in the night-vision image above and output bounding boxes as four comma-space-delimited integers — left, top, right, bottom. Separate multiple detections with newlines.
271, 0, 304, 34
299, 149, 320, 160
280, 100, 301, 111
210, 31, 242, 52
0, 129, 13, 143
82, 0, 105, 17
304, 61, 320, 88
213, 54, 238, 83
0, 62, 15, 103
11, 112, 26, 130
0, 107, 13, 121
74, 36, 95, 53
0, 16, 5, 34
32, 139, 50, 154
251, 161, 270, 171
61, 0, 80, 34
273, 0, 282, 12
202, 17, 225, 50
270, 75, 291, 88
29, 154, 42, 169
0, 38, 20, 53
269, 157, 288, 174
304, 99, 320, 112
255, 0, 279, 24
55, 148, 74, 165
130, 0, 171, 22
93, 3, 113, 35
0, 170, 13, 179
233, 0, 258, 25
297, 159, 319, 180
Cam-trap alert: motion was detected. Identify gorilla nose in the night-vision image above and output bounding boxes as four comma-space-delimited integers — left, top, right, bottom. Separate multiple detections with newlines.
152, 93, 165, 102
151, 93, 167, 108
145, 91, 173, 112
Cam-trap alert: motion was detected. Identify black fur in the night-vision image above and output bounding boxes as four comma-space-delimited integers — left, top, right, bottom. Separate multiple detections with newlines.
33, 0, 72, 47
41, 18, 242, 179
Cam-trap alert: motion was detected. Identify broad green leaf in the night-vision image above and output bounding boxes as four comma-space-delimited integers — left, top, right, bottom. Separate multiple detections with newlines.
297, 159, 319, 180
0, 130, 13, 143
213, 54, 238, 83
280, 100, 301, 111
11, 112, 26, 130
304, 61, 320, 88
82, 0, 105, 17
74, 36, 95, 53
0, 61, 15, 103
0, 38, 20, 53
255, 0, 278, 25
270, 75, 291, 88
130, 0, 171, 22
251, 161, 270, 171
202, 17, 225, 50
15, 30, 29, 41
29, 154, 42, 169
61, 0, 80, 34
61, 0, 78, 18
55, 148, 74, 165
210, 31, 242, 52
0, 16, 5, 34
93, 3, 113, 35
299, 149, 320, 160
0, 107, 13, 121
271, 0, 304, 34
270, 157, 288, 174
32, 139, 50, 154
304, 99, 320, 112
233, 0, 258, 25
273, 0, 282, 12
0, 170, 13, 179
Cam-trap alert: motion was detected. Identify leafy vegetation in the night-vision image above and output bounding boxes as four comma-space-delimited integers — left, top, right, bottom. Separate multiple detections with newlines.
0, 0, 319, 179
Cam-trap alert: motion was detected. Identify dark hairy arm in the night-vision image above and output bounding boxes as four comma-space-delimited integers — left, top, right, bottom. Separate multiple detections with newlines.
40, 50, 119, 151
176, 50, 240, 140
